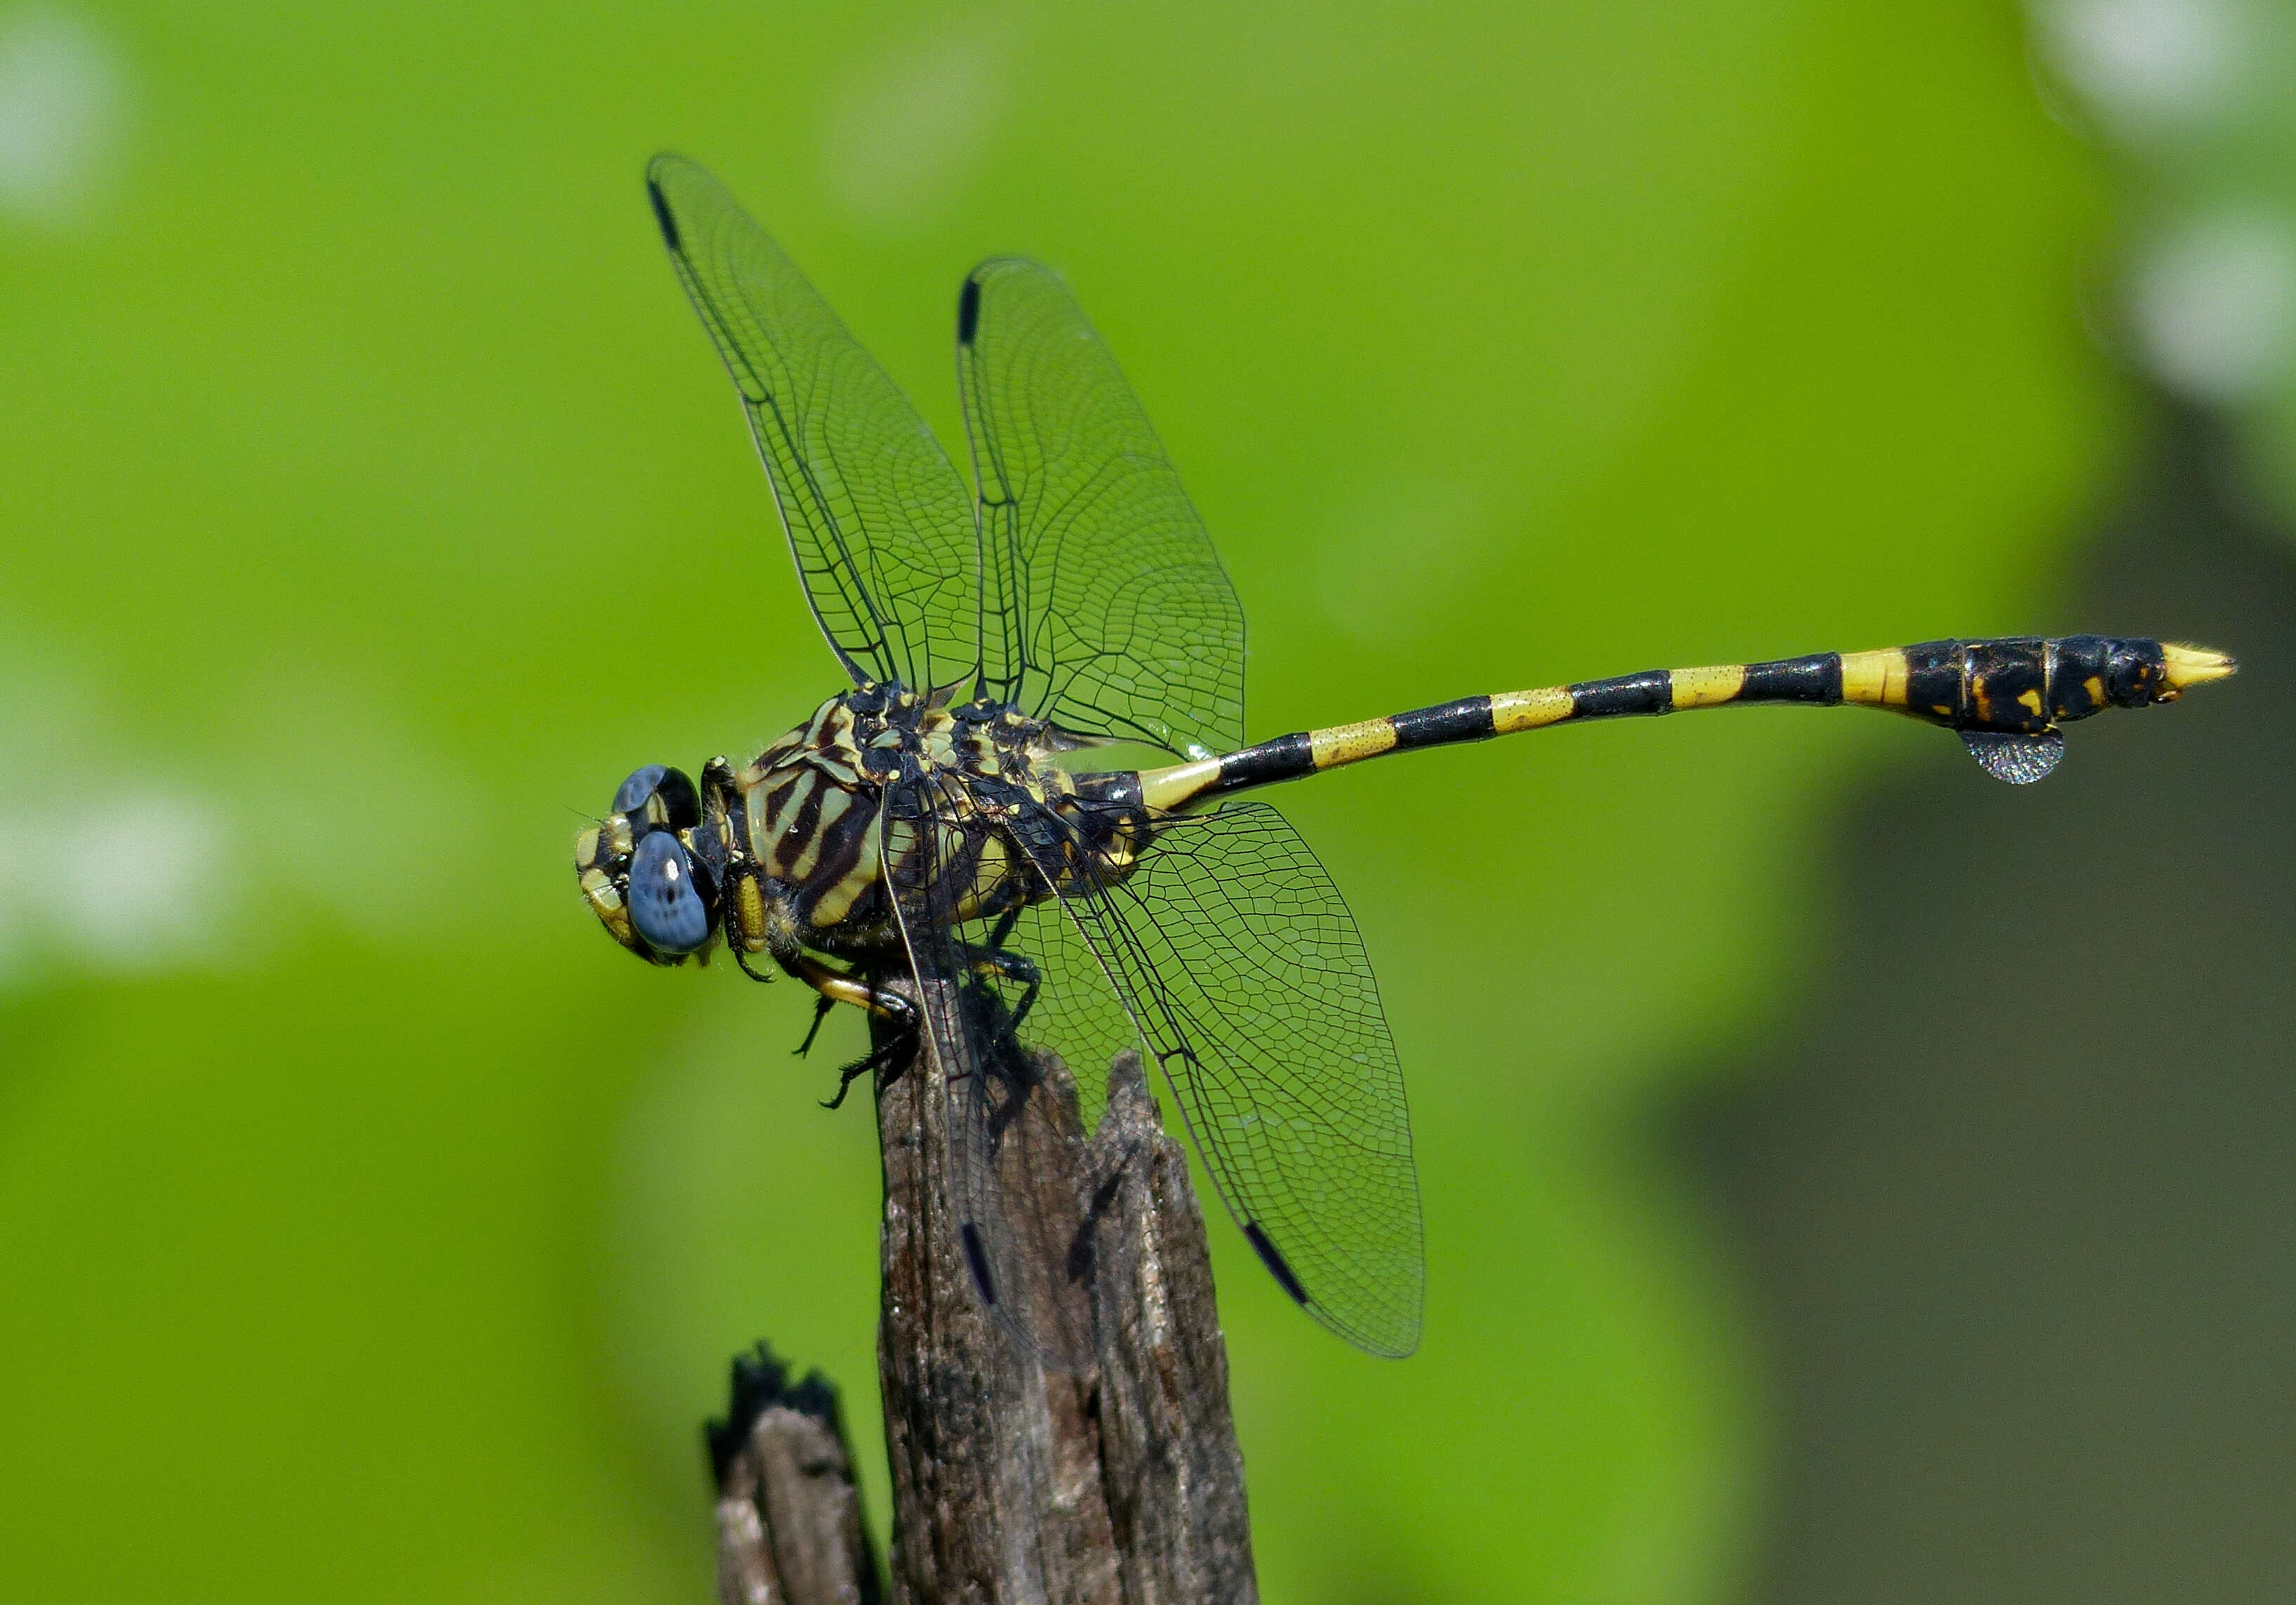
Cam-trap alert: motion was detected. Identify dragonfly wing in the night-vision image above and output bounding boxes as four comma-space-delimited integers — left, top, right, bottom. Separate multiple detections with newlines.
879, 775, 1097, 1367
648, 155, 978, 693
956, 258, 1245, 757
1006, 796, 1424, 1358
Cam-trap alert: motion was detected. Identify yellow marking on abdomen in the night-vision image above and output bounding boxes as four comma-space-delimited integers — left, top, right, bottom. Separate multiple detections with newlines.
2160, 642, 2236, 691
1669, 664, 1745, 710
1490, 687, 1573, 732
1140, 756, 1223, 812
1310, 717, 1399, 769
1839, 649, 1909, 708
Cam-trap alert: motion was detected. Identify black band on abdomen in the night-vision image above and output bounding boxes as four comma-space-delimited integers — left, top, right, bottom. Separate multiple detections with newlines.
1739, 653, 1842, 705
1567, 668, 1673, 719
1903, 639, 1966, 720
1389, 695, 1498, 748
1218, 731, 1316, 790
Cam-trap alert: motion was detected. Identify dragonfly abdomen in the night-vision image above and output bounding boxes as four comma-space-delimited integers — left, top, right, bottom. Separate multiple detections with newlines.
1139, 635, 2233, 808
1551, 635, 2211, 733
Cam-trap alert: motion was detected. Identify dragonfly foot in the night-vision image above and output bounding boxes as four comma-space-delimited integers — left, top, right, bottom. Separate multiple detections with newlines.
821, 1032, 910, 1110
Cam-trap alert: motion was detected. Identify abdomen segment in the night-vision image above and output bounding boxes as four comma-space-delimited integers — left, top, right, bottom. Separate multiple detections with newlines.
1138, 636, 2235, 807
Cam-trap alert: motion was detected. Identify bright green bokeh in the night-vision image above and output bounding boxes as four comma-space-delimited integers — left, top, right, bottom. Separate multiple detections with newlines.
0, 3, 2111, 1599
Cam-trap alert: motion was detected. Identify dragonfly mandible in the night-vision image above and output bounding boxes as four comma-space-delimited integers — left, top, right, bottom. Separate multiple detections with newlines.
575, 155, 2236, 1361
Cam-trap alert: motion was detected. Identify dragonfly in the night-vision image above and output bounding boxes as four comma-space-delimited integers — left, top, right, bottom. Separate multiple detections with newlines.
575, 154, 2236, 1361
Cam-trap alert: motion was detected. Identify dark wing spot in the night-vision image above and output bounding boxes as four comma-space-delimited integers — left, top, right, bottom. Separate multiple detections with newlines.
960, 1222, 997, 1306
1244, 1222, 1310, 1307
646, 178, 680, 252
957, 276, 982, 345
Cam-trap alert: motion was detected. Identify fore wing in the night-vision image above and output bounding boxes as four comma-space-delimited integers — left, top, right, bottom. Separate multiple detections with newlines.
648, 155, 978, 693
956, 259, 1245, 757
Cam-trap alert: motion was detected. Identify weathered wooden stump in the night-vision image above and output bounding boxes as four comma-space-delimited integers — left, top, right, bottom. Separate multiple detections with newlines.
710, 983, 1258, 1604
707, 1346, 882, 1605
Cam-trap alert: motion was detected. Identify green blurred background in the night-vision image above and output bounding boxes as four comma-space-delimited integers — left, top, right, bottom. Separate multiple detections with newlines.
3, 2, 2289, 1600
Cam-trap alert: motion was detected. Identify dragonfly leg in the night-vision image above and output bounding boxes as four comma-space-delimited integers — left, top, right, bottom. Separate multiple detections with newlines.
775, 952, 922, 1104
821, 1031, 910, 1111
792, 992, 835, 1058
785, 951, 918, 1025
733, 947, 777, 985
960, 940, 1043, 1041
822, 981, 922, 1110
985, 905, 1022, 949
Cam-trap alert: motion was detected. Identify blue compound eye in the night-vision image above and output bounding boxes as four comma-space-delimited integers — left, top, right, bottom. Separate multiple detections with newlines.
613, 763, 702, 836
613, 763, 668, 815
627, 831, 712, 954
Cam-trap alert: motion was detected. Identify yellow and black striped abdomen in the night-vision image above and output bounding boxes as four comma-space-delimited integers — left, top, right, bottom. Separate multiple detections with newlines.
1837, 636, 2188, 732
1138, 635, 2233, 807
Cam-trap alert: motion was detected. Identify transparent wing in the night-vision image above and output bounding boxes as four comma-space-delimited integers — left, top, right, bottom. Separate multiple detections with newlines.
957, 259, 1245, 756
879, 774, 1097, 1367
649, 154, 977, 692
1000, 797, 1423, 1358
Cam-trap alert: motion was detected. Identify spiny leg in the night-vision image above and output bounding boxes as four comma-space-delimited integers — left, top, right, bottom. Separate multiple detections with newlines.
780, 953, 920, 1109
736, 945, 838, 1058
822, 1034, 906, 1111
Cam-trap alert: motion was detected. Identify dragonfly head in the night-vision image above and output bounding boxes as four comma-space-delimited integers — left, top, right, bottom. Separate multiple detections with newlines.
575, 762, 722, 965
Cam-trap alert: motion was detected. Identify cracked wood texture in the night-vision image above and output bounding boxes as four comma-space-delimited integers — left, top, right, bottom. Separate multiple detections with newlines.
873, 979, 1258, 1605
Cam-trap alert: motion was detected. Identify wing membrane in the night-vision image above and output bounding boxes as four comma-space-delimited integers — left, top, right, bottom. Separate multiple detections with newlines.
1006, 798, 1423, 1358
957, 259, 1245, 756
879, 774, 1097, 1367
648, 155, 977, 692
885, 780, 1422, 1358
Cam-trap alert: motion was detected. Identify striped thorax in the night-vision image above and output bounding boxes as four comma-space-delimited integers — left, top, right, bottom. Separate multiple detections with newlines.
577, 684, 1153, 969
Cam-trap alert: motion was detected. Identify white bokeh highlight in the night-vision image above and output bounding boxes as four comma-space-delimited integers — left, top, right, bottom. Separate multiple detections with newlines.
2131, 212, 2296, 403
0, 637, 484, 990
0, 793, 230, 970
2032, 0, 2246, 134
0, 8, 124, 226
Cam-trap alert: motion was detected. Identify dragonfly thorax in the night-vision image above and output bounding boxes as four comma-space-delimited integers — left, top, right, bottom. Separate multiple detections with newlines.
575, 684, 1106, 969
722, 685, 1095, 960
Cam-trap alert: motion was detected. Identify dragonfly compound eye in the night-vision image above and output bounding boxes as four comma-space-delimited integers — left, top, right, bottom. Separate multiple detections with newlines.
627, 830, 717, 955
613, 762, 702, 837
